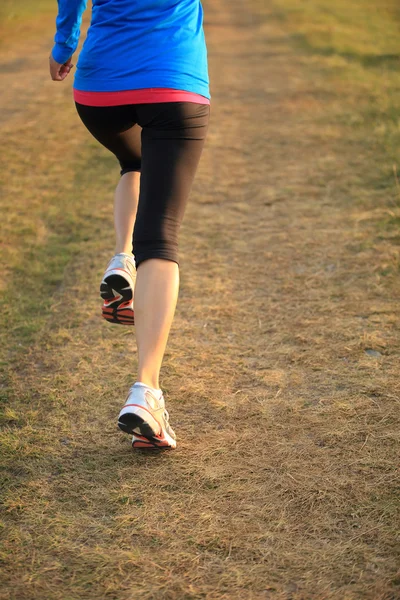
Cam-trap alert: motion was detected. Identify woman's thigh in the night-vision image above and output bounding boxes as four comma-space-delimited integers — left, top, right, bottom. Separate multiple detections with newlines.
133, 102, 210, 266
75, 103, 142, 173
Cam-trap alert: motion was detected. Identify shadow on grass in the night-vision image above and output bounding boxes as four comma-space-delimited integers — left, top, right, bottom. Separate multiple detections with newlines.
0, 57, 29, 73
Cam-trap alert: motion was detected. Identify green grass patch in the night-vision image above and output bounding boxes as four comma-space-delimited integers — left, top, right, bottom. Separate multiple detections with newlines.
0, 0, 59, 47
271, 0, 400, 58
0, 147, 114, 352
270, 0, 400, 195
0, 0, 54, 26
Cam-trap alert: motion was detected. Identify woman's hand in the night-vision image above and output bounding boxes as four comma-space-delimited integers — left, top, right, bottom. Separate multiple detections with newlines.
49, 55, 74, 81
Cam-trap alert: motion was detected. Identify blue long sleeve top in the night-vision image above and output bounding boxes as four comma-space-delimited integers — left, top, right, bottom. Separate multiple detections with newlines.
52, 0, 210, 98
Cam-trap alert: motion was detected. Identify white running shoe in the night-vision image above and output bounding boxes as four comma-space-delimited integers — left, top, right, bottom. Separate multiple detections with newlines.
118, 383, 177, 449
100, 253, 136, 325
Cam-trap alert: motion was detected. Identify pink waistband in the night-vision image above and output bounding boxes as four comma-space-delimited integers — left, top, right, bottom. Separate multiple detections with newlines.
74, 88, 210, 107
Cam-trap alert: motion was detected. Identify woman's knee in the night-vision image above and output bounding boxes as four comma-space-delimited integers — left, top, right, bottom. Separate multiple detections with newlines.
133, 238, 179, 269
120, 159, 141, 175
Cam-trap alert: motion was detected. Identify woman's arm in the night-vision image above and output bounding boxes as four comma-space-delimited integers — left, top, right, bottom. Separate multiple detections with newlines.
51, 0, 88, 65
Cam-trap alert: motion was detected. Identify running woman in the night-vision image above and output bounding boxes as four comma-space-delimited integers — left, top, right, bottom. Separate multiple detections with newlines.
49, 0, 210, 449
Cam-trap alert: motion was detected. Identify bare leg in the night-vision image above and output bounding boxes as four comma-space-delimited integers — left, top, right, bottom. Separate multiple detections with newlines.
114, 171, 140, 254
134, 259, 179, 390
112, 171, 178, 390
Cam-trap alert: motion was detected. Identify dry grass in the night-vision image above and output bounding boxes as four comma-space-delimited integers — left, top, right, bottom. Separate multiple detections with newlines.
1, 0, 400, 598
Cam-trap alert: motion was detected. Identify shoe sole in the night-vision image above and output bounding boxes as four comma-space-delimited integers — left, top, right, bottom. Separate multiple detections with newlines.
100, 272, 135, 326
118, 411, 176, 450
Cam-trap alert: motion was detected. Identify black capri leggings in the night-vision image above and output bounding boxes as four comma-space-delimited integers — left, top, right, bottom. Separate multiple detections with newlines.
75, 101, 210, 268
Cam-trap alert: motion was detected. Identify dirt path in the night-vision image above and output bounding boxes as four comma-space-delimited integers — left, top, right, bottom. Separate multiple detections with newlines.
1, 1, 399, 599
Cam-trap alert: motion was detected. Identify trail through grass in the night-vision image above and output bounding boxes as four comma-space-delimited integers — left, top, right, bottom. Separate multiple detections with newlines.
1, 0, 399, 598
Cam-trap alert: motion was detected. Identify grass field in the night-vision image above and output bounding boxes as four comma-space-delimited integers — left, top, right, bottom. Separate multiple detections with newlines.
0, 0, 52, 26
1, 0, 399, 598
0, 0, 54, 42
